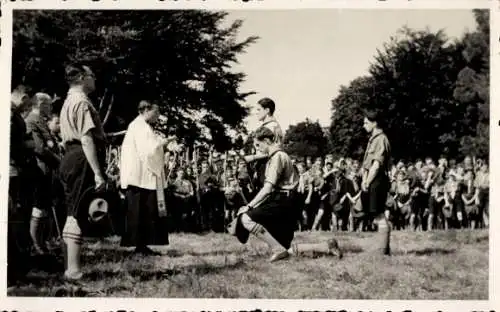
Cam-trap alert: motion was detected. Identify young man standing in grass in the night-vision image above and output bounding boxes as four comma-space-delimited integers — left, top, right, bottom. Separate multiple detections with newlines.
361, 109, 392, 256
58, 64, 107, 280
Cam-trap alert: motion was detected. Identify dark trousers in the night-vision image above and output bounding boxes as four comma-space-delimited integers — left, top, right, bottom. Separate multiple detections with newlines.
59, 144, 96, 228
247, 191, 299, 249
361, 173, 389, 219
305, 192, 320, 230
200, 190, 225, 232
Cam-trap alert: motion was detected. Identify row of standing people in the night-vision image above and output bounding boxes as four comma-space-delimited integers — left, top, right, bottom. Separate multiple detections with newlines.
145, 150, 489, 235
291, 154, 489, 233
9, 86, 65, 285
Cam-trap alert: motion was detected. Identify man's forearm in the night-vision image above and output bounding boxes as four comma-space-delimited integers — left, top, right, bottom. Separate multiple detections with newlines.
81, 134, 103, 178
244, 153, 268, 163
366, 161, 380, 185
362, 170, 368, 183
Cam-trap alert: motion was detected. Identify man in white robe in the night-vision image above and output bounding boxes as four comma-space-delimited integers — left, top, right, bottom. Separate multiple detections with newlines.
120, 100, 178, 255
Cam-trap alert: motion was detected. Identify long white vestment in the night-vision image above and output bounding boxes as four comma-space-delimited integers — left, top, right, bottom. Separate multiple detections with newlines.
120, 115, 167, 216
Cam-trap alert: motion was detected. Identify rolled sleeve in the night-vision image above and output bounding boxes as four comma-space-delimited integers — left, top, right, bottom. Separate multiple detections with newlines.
370, 136, 388, 166
75, 101, 96, 140
264, 153, 284, 186
363, 136, 388, 170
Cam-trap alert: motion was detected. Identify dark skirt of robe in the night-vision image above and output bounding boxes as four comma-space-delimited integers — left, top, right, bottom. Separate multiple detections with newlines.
121, 185, 169, 247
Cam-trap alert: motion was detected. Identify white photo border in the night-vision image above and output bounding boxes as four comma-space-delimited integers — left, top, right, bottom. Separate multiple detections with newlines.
0, 0, 497, 311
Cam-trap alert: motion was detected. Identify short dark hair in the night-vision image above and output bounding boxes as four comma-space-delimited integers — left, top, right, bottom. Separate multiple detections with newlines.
257, 97, 276, 116
254, 126, 275, 142
65, 63, 90, 85
364, 109, 381, 125
138, 100, 155, 114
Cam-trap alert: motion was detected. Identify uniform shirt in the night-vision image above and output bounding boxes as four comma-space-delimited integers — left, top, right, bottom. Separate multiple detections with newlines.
263, 147, 298, 191
10, 106, 36, 174
237, 167, 250, 182
297, 172, 311, 193
461, 179, 476, 200
362, 128, 391, 174
59, 89, 106, 145
198, 170, 218, 192
309, 168, 324, 192
173, 178, 194, 197
25, 111, 60, 172
396, 179, 411, 203
261, 116, 283, 146
475, 171, 489, 189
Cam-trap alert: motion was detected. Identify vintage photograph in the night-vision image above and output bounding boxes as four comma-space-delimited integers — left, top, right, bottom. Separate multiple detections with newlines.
6, 8, 489, 299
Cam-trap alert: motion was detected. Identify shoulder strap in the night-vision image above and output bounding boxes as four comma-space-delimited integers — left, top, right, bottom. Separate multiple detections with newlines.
267, 149, 281, 158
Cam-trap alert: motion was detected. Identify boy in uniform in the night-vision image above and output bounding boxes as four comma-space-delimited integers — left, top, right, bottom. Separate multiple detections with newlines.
230, 127, 342, 262
361, 110, 392, 255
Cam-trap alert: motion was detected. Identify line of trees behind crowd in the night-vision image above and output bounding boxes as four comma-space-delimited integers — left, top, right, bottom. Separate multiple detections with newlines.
284, 9, 489, 162
12, 10, 489, 162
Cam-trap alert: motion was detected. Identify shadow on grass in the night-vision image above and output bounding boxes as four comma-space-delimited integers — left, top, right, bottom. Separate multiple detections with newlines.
341, 245, 364, 254
185, 249, 243, 257
83, 247, 193, 263
84, 247, 242, 260
305, 246, 364, 258
399, 247, 456, 256
83, 256, 247, 282
7, 254, 66, 290
10, 256, 248, 297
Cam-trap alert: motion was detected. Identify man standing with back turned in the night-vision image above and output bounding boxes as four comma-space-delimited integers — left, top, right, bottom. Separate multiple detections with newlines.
361, 110, 392, 256
59, 64, 107, 280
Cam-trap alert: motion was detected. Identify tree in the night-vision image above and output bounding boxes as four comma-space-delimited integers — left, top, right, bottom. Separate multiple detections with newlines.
330, 26, 469, 162
453, 9, 489, 158
12, 10, 258, 151
330, 76, 375, 160
283, 119, 328, 158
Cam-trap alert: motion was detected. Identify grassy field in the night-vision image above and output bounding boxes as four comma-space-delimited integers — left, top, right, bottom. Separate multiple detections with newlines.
8, 229, 488, 299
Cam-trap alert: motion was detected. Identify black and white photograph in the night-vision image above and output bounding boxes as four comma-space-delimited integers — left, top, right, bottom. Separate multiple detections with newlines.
2, 0, 494, 306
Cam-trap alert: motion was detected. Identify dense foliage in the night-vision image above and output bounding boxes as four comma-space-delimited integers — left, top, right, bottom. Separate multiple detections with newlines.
13, 10, 258, 151
325, 9, 489, 161
283, 119, 328, 158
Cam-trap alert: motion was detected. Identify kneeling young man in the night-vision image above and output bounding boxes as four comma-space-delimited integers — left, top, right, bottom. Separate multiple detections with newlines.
232, 127, 342, 262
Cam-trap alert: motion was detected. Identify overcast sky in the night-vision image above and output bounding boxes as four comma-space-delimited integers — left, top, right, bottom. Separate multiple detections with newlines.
226, 9, 477, 132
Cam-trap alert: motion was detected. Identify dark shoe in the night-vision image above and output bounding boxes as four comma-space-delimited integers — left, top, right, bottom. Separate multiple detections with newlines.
269, 250, 290, 262
383, 247, 391, 256
135, 246, 161, 256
